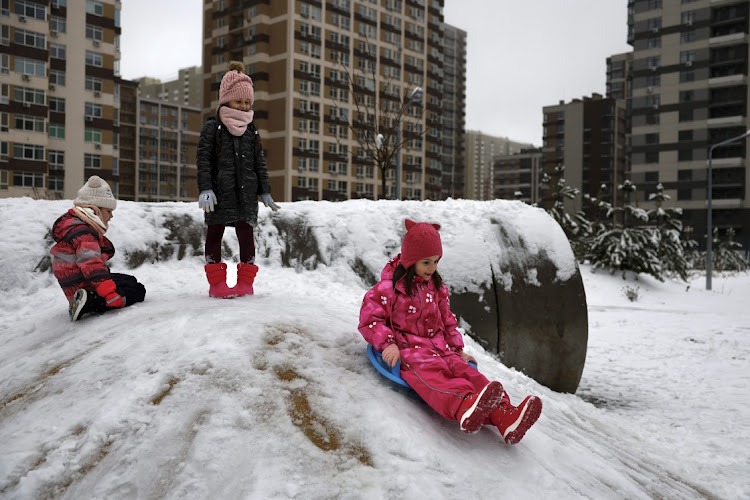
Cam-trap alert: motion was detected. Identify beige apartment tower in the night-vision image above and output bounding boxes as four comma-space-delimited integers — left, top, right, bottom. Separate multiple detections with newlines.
1, 0, 124, 200
201, 0, 446, 202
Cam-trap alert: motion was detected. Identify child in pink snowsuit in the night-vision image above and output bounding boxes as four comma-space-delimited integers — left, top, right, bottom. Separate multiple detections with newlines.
358, 219, 542, 444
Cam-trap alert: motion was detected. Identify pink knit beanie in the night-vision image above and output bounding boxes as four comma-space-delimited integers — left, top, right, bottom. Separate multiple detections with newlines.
219, 61, 254, 107
400, 219, 443, 269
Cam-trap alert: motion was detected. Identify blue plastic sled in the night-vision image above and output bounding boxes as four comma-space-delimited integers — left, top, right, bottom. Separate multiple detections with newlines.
366, 344, 477, 389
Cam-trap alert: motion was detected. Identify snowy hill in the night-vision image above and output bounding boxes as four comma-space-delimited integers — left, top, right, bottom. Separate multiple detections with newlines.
0, 198, 748, 499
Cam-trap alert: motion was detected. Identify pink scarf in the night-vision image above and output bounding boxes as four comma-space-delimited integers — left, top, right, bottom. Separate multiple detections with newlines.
73, 205, 108, 233
219, 107, 254, 136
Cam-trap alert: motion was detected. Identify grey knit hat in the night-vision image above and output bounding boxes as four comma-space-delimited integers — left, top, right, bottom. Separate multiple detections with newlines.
74, 175, 117, 210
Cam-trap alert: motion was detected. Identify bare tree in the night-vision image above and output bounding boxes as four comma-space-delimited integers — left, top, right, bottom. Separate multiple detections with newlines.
329, 38, 426, 200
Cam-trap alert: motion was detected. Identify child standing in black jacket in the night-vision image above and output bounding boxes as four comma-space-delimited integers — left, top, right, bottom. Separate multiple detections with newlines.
196, 61, 279, 298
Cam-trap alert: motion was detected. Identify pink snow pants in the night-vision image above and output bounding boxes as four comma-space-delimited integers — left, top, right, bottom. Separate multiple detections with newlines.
400, 351, 510, 421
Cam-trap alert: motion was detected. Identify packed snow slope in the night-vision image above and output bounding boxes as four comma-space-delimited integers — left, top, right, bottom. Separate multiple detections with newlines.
0, 198, 748, 500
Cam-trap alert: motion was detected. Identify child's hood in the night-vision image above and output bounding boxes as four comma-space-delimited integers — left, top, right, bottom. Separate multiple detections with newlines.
380, 254, 402, 281
52, 209, 87, 242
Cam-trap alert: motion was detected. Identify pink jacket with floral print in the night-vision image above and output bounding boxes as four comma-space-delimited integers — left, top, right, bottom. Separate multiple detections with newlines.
358, 254, 464, 357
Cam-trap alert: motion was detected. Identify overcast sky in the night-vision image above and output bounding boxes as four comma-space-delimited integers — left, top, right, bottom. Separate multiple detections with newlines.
120, 0, 632, 146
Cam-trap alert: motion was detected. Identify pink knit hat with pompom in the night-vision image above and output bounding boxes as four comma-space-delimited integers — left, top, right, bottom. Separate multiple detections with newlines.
219, 61, 254, 107
400, 219, 443, 269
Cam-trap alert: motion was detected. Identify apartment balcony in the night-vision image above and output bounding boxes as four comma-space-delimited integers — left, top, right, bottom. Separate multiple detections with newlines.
709, 74, 747, 87
707, 116, 746, 127
709, 32, 748, 47
709, 157, 745, 168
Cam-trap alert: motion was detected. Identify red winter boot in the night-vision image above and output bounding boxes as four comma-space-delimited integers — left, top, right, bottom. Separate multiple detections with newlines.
490, 396, 542, 445
204, 263, 237, 299
455, 381, 504, 434
233, 263, 258, 296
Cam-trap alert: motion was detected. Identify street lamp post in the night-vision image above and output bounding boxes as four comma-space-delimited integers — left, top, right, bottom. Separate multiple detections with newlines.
394, 86, 422, 199
706, 129, 750, 290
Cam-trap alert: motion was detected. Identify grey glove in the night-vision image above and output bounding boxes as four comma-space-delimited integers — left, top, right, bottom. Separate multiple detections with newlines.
199, 190, 217, 212
260, 193, 280, 212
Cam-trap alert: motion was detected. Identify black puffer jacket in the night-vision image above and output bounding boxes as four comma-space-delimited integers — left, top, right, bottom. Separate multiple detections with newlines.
196, 116, 271, 226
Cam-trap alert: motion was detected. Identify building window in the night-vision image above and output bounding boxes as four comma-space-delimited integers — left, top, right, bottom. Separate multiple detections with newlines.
84, 153, 101, 169
647, 36, 661, 49
84, 128, 102, 143
681, 10, 696, 25
50, 16, 67, 33
85, 51, 103, 67
14, 172, 45, 188
49, 124, 65, 139
15, 28, 46, 49
49, 150, 65, 169
13, 143, 45, 160
86, 0, 103, 16
48, 176, 64, 192
85, 102, 102, 118
679, 130, 693, 142
677, 188, 691, 200
16, 0, 47, 20
14, 57, 46, 77
680, 50, 696, 64
14, 86, 45, 105
15, 115, 45, 132
86, 24, 103, 41
49, 69, 65, 86
645, 151, 659, 164
50, 97, 65, 113
678, 149, 693, 162
681, 30, 696, 44
85, 76, 103, 92
647, 17, 662, 31
49, 43, 66, 59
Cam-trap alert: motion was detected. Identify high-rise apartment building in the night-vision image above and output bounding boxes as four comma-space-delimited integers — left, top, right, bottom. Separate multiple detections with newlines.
464, 130, 532, 201
440, 23, 466, 199
129, 95, 201, 202
542, 94, 628, 215
493, 147, 543, 204
1, 0, 124, 200
138, 66, 203, 108
617, 0, 750, 249
201, 0, 446, 202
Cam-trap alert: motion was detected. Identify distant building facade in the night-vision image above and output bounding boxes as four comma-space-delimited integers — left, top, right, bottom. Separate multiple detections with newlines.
464, 130, 532, 200
542, 94, 628, 216
493, 147, 543, 204
440, 23, 466, 199
0, 1, 200, 204
201, 0, 451, 202
1, 0, 124, 200
138, 66, 203, 108
610, 0, 750, 249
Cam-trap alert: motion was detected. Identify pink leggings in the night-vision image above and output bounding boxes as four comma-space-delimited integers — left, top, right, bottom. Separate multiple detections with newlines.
205, 222, 255, 264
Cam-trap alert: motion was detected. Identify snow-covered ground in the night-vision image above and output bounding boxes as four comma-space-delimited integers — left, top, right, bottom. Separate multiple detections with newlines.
0, 198, 748, 499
